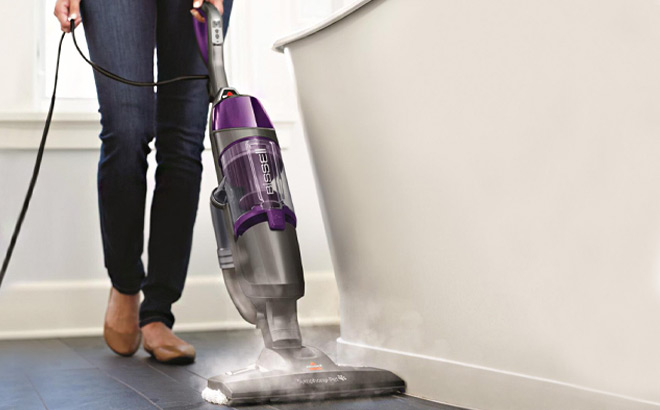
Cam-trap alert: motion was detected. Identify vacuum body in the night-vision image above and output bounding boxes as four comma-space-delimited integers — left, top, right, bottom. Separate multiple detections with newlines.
195, 4, 405, 405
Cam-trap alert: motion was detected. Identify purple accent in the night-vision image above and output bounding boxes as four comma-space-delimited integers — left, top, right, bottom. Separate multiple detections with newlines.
192, 11, 208, 64
212, 96, 274, 131
213, 96, 296, 238
220, 138, 284, 184
218, 136, 275, 160
220, 138, 285, 207
234, 206, 297, 237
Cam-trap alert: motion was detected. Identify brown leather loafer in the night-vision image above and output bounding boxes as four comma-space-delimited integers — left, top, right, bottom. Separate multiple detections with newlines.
103, 288, 141, 357
142, 322, 196, 365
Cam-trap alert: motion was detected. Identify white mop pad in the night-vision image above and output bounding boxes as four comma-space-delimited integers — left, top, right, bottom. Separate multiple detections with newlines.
201, 387, 229, 405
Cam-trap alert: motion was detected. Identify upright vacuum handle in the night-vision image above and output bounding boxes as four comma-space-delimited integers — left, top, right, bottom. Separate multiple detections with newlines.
192, 2, 228, 100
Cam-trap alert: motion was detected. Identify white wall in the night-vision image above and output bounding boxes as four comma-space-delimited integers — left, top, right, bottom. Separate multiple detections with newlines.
280, 0, 660, 409
0, 1, 344, 338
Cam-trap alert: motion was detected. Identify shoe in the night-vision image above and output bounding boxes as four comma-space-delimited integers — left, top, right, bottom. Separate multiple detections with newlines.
142, 321, 196, 364
103, 287, 141, 357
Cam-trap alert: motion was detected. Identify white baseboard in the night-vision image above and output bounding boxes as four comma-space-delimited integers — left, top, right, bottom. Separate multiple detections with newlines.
0, 271, 339, 340
337, 338, 660, 410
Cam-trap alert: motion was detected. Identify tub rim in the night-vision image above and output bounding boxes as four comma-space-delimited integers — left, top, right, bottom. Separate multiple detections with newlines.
272, 0, 374, 53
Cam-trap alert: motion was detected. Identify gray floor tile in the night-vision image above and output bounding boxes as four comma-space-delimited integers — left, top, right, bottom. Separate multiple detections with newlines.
28, 368, 157, 410
1, 327, 454, 410
178, 329, 265, 381
101, 363, 216, 409
395, 395, 463, 410
0, 374, 47, 410
144, 359, 210, 393
0, 339, 93, 374
62, 335, 152, 372
272, 395, 428, 410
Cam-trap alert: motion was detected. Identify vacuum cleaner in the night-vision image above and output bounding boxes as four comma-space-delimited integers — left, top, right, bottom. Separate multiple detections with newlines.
193, 3, 406, 406
0, 4, 405, 407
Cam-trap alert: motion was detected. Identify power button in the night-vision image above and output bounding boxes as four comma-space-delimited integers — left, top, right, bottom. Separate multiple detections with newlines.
211, 19, 222, 45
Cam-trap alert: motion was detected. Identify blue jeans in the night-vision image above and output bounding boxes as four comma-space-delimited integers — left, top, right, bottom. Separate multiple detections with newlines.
81, 0, 233, 328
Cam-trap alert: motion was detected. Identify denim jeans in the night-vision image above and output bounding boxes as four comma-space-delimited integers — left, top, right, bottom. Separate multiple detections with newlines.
80, 0, 233, 328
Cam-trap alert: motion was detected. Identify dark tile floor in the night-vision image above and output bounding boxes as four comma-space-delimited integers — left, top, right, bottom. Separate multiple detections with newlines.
0, 326, 459, 410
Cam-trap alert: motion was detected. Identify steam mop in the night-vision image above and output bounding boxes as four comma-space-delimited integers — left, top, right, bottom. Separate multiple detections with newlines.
194, 3, 406, 406
0, 4, 405, 406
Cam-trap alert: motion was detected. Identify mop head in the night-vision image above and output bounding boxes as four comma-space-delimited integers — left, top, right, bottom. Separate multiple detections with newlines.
201, 387, 229, 405
200, 366, 405, 406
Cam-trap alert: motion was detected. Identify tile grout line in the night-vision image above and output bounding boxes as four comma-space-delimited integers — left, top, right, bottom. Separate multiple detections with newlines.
143, 360, 191, 386
56, 335, 217, 409
107, 355, 244, 409
25, 374, 51, 410
55, 336, 99, 369
146, 361, 216, 394
101, 368, 165, 410
29, 330, 403, 410
141, 359, 250, 409
180, 367, 212, 383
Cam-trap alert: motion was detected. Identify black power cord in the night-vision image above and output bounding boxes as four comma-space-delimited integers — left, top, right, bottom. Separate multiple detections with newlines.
0, 32, 65, 287
0, 20, 209, 287
70, 20, 208, 87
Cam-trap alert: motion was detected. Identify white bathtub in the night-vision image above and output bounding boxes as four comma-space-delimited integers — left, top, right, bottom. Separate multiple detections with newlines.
275, 1, 660, 409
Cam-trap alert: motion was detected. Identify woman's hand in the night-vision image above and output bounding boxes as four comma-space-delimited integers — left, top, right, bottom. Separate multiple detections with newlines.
191, 0, 224, 23
54, 0, 82, 33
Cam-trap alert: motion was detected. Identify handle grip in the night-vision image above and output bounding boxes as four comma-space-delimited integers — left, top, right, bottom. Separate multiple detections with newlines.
192, 2, 228, 100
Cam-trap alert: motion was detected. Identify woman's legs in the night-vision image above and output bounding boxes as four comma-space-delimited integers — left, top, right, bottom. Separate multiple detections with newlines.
140, 0, 233, 328
81, 0, 157, 356
81, 0, 157, 295
83, 0, 234, 334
